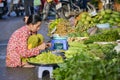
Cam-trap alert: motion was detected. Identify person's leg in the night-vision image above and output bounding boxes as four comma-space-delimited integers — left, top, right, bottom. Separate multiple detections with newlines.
83, 0, 87, 11
30, 6, 34, 15
42, 2, 50, 20
29, 0, 34, 15
24, 0, 29, 16
7, 0, 14, 16
20, 0, 24, 16
14, 4, 20, 17
40, 0, 44, 12
34, 5, 40, 14
6, 3, 10, 16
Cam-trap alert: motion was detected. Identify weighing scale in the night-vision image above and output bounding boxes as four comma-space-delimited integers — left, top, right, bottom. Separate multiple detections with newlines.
50, 35, 68, 50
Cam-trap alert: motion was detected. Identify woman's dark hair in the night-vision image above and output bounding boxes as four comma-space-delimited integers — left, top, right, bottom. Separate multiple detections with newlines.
26, 14, 42, 25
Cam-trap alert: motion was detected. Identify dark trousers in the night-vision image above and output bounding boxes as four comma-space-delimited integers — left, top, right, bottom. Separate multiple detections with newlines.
82, 0, 87, 10
24, 0, 34, 16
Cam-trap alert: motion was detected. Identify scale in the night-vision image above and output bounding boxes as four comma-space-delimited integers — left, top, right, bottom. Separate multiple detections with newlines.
50, 35, 68, 50
50, 26, 68, 51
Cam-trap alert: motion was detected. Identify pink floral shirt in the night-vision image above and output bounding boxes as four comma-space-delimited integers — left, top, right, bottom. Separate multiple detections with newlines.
6, 26, 40, 67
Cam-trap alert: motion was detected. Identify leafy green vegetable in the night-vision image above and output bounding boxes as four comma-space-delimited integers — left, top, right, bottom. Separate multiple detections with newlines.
89, 29, 120, 42
53, 43, 120, 80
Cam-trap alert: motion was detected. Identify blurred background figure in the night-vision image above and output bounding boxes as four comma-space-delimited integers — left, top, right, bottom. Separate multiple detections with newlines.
34, 0, 41, 14
82, 0, 88, 11
24, 0, 34, 16
6, 0, 13, 16
0, 0, 8, 18
7, 0, 11, 15
40, 0, 46, 12
6, 0, 24, 17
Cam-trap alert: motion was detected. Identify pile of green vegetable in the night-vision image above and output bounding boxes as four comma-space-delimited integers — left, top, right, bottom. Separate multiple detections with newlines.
88, 29, 120, 42
28, 51, 63, 64
65, 42, 87, 58
76, 9, 120, 30
96, 9, 120, 26
68, 31, 89, 37
75, 12, 95, 33
53, 43, 120, 80
48, 18, 63, 36
70, 9, 120, 37
65, 41, 117, 59
48, 18, 73, 36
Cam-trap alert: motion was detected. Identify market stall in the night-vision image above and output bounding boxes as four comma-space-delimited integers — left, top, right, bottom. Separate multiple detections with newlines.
25, 7, 120, 79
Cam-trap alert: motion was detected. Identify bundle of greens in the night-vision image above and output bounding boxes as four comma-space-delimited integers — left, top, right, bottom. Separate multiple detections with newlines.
53, 43, 120, 80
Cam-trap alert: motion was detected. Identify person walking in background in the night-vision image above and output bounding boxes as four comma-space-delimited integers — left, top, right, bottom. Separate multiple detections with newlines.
83, 0, 88, 11
24, 0, 34, 16
6, 0, 22, 17
12, 0, 22, 16
6, 0, 13, 16
40, 0, 46, 12
7, 0, 12, 15
34, 0, 41, 14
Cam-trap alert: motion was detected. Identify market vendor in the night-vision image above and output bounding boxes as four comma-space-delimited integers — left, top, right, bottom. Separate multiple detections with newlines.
6, 14, 50, 67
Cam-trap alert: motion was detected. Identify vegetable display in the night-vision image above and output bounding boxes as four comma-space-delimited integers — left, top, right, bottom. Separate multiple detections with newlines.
88, 29, 120, 42
48, 18, 63, 34
96, 9, 120, 26
48, 18, 75, 36
53, 43, 120, 80
28, 51, 63, 64
76, 9, 120, 28
24, 10, 120, 79
69, 9, 120, 37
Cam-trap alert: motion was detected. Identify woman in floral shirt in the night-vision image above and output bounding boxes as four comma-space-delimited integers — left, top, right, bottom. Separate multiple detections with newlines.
6, 14, 48, 67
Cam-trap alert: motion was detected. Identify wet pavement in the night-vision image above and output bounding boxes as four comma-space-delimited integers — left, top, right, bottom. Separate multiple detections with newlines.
0, 16, 53, 80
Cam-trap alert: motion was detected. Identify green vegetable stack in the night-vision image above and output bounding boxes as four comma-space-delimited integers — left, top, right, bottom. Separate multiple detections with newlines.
74, 9, 120, 37
65, 42, 87, 58
48, 18, 63, 35
95, 9, 120, 26
76, 12, 95, 33
48, 18, 74, 36
89, 29, 120, 42
53, 43, 120, 80
28, 51, 63, 64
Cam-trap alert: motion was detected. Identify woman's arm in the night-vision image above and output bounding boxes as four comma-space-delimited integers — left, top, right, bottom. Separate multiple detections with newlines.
18, 37, 40, 58
17, 29, 41, 58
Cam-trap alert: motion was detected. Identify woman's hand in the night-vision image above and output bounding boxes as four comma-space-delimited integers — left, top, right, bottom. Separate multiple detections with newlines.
38, 43, 46, 50
46, 43, 51, 48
